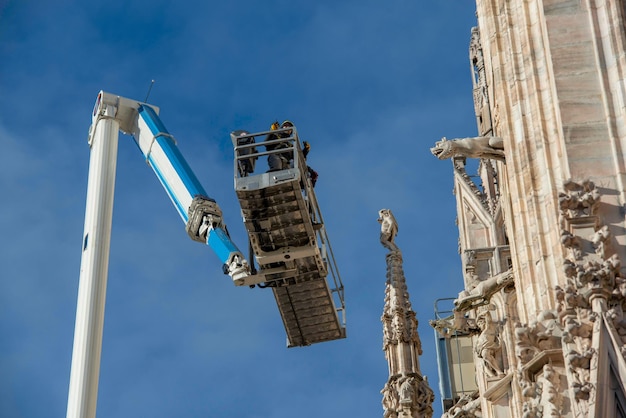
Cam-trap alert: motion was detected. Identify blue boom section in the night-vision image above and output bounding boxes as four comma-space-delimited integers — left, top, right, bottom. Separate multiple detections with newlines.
133, 105, 249, 278
208, 228, 241, 267
135, 105, 208, 222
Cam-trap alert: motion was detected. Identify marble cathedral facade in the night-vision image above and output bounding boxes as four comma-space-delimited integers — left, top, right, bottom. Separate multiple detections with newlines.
423, 1, 626, 417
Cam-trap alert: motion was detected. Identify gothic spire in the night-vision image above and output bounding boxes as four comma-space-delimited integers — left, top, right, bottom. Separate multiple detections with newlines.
378, 209, 434, 418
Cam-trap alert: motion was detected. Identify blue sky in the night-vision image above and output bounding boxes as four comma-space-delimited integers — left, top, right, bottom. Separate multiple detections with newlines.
0, 1, 478, 417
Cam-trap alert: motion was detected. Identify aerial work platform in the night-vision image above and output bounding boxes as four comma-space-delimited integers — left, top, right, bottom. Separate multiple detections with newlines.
231, 125, 346, 347
67, 92, 348, 418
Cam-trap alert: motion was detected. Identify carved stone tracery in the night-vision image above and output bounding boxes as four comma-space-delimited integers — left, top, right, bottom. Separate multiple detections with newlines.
514, 308, 565, 417
556, 179, 626, 416
470, 26, 493, 138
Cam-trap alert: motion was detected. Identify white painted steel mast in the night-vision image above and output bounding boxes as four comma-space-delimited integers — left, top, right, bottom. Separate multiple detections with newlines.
66, 92, 251, 418
66, 96, 120, 418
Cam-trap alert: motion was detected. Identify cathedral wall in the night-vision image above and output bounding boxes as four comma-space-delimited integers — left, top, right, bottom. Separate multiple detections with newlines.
475, 0, 564, 322
475, 0, 626, 324
428, 2, 626, 417
544, 0, 613, 175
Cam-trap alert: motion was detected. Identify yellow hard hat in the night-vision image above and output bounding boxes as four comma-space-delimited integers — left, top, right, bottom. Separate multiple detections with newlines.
270, 121, 280, 130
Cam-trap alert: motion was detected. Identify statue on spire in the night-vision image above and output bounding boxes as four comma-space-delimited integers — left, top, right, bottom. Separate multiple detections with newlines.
378, 208, 399, 252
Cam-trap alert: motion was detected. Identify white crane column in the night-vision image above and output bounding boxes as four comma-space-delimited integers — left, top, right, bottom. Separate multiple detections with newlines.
66, 104, 120, 418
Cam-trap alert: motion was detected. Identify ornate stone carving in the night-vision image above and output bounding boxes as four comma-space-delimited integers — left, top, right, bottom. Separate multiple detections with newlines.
491, 102, 501, 134
414, 376, 436, 417
407, 311, 422, 347
463, 250, 479, 283
455, 159, 492, 214
394, 312, 411, 344
442, 391, 482, 418
382, 314, 394, 350
557, 281, 596, 414
429, 310, 480, 337
566, 347, 595, 401
400, 376, 416, 404
591, 225, 612, 259
454, 269, 514, 312
555, 251, 626, 414
575, 256, 620, 296
514, 310, 562, 365
517, 361, 566, 418
451, 156, 502, 218
558, 180, 599, 220
517, 367, 541, 418
470, 26, 493, 138
555, 179, 625, 415
382, 381, 400, 418
475, 311, 505, 377
379, 208, 399, 252
430, 268, 514, 338
541, 363, 564, 418
559, 180, 623, 308
514, 310, 565, 416
381, 374, 434, 418
606, 276, 626, 358
430, 136, 505, 161
479, 159, 501, 214
514, 325, 537, 366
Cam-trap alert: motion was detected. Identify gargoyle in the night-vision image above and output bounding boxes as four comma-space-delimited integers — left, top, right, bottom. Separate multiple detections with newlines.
431, 136, 505, 161
454, 269, 514, 312
429, 310, 480, 337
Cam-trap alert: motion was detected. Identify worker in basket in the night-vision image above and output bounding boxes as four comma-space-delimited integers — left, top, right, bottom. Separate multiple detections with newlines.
302, 140, 318, 187
265, 120, 291, 171
232, 129, 257, 177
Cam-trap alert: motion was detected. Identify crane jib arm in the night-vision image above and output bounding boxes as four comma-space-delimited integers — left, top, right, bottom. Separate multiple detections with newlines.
132, 104, 250, 281
135, 104, 207, 222
67, 91, 255, 418
101, 97, 251, 282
